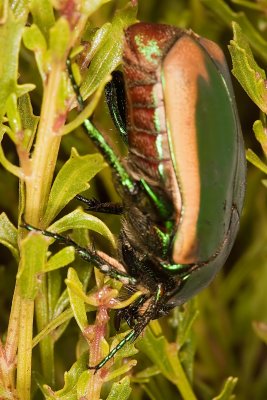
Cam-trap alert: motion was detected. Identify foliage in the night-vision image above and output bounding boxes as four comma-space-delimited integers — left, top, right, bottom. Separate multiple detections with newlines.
0, 0, 266, 399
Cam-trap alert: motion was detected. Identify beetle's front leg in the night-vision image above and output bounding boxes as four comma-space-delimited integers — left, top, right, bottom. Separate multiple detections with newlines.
66, 59, 137, 195
22, 221, 136, 285
75, 195, 123, 215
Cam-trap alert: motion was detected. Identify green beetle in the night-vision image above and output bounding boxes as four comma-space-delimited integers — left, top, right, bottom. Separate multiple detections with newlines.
24, 23, 246, 370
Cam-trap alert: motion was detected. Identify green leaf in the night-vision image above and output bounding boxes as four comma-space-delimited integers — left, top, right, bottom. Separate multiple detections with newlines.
67, 268, 88, 331
45, 247, 75, 272
0, 7, 27, 122
32, 307, 75, 348
231, 0, 267, 11
23, 24, 47, 80
62, 75, 110, 135
43, 148, 106, 225
106, 376, 132, 400
202, 0, 267, 62
103, 330, 138, 381
138, 323, 197, 400
83, 23, 111, 62
81, 4, 137, 98
15, 83, 36, 98
48, 269, 62, 320
134, 365, 160, 383
0, 142, 23, 178
228, 23, 267, 113
49, 17, 70, 62
5, 92, 21, 133
56, 352, 88, 399
253, 120, 267, 157
18, 233, 47, 299
246, 149, 267, 174
30, 0, 55, 40
35, 353, 88, 399
23, 24, 47, 52
76, 370, 91, 399
106, 359, 137, 382
174, 300, 198, 381
18, 93, 39, 150
212, 377, 238, 400
0, 125, 23, 178
49, 208, 116, 248
82, 0, 112, 16
0, 212, 18, 259
175, 299, 199, 349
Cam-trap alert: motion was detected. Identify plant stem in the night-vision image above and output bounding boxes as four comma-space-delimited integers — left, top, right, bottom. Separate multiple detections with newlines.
35, 278, 55, 386
173, 360, 198, 400
25, 60, 64, 226
17, 60, 66, 396
4, 285, 21, 391
16, 298, 34, 400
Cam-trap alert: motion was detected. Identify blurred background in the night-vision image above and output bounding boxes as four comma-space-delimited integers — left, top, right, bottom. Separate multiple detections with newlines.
1, 1, 267, 399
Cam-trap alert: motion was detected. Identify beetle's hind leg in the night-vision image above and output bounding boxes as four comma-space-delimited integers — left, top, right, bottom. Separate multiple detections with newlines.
22, 221, 136, 285
75, 195, 123, 215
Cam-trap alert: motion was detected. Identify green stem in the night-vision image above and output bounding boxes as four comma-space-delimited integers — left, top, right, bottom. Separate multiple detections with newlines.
16, 299, 34, 400
172, 359, 198, 400
3, 285, 21, 392
35, 278, 55, 386
25, 60, 64, 226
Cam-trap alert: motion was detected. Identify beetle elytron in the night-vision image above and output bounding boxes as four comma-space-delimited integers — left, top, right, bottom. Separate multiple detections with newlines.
25, 23, 246, 370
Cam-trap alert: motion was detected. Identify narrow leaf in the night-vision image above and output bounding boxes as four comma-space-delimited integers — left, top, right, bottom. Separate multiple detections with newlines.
229, 23, 267, 112
246, 149, 267, 174
0, 7, 27, 122
18, 93, 39, 150
49, 208, 116, 248
43, 148, 106, 225
138, 325, 197, 400
0, 212, 18, 259
82, 0, 111, 16
18, 233, 47, 299
67, 268, 88, 331
32, 308, 74, 348
84, 23, 111, 62
212, 377, 238, 400
23, 24, 47, 80
106, 376, 132, 400
202, 0, 267, 62
30, 0, 55, 40
45, 247, 75, 272
49, 17, 70, 61
253, 120, 267, 157
52, 352, 88, 398
82, 5, 137, 98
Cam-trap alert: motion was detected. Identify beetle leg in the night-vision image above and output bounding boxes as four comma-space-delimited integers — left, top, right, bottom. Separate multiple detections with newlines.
22, 221, 136, 285
89, 284, 164, 372
75, 194, 123, 214
66, 59, 137, 195
114, 294, 148, 330
105, 71, 128, 144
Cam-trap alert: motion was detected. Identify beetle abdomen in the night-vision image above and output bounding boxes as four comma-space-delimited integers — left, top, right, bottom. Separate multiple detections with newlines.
123, 23, 183, 217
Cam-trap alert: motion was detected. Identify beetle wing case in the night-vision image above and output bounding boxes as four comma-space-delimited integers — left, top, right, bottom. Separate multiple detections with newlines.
122, 23, 246, 305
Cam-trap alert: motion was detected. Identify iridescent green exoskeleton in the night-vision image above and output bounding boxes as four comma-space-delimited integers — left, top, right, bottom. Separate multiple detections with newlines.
24, 22, 246, 371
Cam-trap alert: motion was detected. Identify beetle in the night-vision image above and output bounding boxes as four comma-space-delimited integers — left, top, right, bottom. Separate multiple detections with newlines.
24, 22, 246, 371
